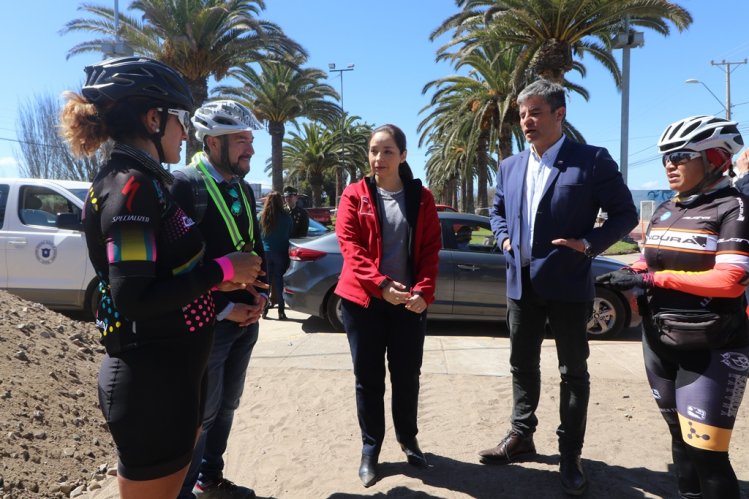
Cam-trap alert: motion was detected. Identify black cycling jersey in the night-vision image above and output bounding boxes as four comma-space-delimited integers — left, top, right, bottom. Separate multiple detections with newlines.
84, 143, 223, 354
643, 185, 749, 348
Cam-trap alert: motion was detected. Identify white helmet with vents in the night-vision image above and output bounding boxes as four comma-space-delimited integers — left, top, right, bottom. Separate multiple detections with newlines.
192, 100, 263, 141
657, 115, 743, 155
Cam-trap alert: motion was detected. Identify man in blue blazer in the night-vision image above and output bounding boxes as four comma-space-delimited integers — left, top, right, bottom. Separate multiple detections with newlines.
480, 79, 637, 496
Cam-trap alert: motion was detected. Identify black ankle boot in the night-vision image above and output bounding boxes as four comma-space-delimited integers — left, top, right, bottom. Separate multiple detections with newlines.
358, 453, 378, 487
400, 438, 428, 467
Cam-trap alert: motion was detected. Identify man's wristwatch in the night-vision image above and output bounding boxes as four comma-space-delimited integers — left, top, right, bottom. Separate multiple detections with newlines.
378, 278, 392, 290
581, 238, 594, 258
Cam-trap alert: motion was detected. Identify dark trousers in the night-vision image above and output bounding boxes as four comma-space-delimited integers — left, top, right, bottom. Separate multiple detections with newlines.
177, 321, 259, 498
265, 251, 289, 311
506, 266, 592, 456
342, 297, 426, 457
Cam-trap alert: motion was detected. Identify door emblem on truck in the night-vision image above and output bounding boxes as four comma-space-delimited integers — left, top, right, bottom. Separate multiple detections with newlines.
35, 240, 58, 264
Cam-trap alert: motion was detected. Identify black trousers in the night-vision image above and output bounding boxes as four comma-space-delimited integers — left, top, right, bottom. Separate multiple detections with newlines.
506, 266, 592, 456
342, 297, 426, 457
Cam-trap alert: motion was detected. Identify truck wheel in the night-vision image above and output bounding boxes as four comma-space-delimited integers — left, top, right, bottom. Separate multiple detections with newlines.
84, 280, 102, 321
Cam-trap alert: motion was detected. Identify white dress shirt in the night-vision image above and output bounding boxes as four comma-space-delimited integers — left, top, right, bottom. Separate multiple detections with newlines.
520, 135, 566, 266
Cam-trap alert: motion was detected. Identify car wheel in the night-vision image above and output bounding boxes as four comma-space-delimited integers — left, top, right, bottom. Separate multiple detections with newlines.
587, 286, 625, 340
325, 292, 345, 332
84, 279, 102, 321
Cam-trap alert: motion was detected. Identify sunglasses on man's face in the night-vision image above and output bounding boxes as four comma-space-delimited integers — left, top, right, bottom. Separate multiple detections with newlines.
662, 151, 702, 167
157, 107, 191, 135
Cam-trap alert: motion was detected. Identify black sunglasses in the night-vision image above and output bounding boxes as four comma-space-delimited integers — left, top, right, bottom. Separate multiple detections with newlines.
662, 151, 701, 167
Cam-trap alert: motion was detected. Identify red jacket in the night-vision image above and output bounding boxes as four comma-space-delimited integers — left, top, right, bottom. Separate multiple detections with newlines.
334, 176, 442, 308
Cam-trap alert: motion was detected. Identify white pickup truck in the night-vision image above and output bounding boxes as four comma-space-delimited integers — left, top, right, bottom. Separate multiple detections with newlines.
0, 178, 98, 317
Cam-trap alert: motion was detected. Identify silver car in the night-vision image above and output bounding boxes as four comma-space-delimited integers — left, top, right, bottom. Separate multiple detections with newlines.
283, 212, 641, 339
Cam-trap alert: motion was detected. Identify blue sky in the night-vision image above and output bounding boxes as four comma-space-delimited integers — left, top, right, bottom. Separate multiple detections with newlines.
1, 0, 748, 193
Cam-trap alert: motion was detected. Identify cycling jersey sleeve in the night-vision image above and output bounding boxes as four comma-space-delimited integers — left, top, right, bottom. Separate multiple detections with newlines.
103, 172, 223, 320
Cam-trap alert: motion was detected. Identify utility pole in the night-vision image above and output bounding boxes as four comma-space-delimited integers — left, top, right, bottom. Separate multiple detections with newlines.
710, 59, 747, 120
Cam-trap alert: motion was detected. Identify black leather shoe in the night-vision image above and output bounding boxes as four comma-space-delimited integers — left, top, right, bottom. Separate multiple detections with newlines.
278, 310, 287, 320
478, 430, 536, 464
559, 455, 588, 496
400, 438, 428, 467
358, 454, 378, 487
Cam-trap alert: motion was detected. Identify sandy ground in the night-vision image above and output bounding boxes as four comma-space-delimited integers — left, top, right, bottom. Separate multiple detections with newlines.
84, 309, 749, 499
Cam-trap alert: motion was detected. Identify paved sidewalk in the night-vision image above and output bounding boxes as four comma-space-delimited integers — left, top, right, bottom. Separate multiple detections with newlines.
255, 252, 646, 380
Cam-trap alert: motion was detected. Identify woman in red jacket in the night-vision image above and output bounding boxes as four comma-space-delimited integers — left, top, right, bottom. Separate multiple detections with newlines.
335, 124, 441, 487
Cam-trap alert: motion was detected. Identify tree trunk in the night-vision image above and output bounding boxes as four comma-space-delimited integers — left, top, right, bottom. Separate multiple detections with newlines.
268, 121, 286, 193
308, 172, 324, 207
186, 78, 209, 163
476, 129, 489, 211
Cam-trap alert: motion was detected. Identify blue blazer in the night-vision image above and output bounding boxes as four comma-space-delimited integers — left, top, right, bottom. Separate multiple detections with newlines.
490, 139, 637, 302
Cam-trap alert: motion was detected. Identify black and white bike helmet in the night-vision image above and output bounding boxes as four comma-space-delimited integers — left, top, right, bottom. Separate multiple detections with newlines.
192, 100, 263, 141
657, 115, 743, 155
82, 56, 193, 110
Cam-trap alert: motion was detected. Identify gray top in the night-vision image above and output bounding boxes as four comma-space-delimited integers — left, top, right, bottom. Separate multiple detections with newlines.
376, 186, 411, 286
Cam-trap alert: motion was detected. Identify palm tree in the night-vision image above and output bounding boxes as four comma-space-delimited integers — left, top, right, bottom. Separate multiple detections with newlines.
215, 56, 340, 192
432, 0, 692, 89
279, 123, 339, 207
61, 0, 305, 157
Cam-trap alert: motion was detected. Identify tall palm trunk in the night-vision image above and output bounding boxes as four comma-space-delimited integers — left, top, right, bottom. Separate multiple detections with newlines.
268, 121, 285, 192
186, 78, 209, 161
476, 129, 489, 210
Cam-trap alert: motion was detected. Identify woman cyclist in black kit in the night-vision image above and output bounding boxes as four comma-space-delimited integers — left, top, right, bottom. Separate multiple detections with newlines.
597, 115, 749, 499
60, 57, 263, 499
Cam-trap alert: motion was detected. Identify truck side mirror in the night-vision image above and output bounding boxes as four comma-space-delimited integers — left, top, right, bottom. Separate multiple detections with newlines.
56, 212, 83, 231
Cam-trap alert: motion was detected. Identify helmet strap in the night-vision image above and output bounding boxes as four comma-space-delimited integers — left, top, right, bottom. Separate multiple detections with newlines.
148, 108, 170, 164
682, 151, 729, 197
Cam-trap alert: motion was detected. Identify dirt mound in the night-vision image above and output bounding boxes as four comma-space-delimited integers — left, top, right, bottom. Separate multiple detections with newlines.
0, 290, 116, 498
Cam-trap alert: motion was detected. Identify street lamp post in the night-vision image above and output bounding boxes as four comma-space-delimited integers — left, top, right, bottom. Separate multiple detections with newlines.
686, 59, 746, 120
329, 63, 354, 203
612, 20, 644, 186
685, 79, 729, 118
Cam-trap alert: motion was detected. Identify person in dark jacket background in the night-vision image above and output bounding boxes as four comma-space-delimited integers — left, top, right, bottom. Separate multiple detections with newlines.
335, 124, 441, 487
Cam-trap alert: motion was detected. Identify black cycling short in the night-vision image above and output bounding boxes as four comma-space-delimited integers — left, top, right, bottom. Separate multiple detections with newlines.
98, 333, 213, 480
643, 332, 749, 452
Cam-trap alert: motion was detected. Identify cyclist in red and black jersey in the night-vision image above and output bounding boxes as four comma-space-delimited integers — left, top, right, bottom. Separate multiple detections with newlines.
60, 57, 263, 499
597, 116, 749, 499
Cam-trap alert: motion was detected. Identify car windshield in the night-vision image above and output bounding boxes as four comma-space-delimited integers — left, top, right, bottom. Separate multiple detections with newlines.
307, 218, 329, 236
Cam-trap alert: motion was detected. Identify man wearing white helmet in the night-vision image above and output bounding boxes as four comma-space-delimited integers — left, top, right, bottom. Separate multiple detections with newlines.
597, 115, 749, 499
171, 99, 267, 499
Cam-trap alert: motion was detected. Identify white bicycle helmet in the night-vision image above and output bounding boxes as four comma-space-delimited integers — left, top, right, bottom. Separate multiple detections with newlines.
657, 115, 743, 154
192, 100, 263, 141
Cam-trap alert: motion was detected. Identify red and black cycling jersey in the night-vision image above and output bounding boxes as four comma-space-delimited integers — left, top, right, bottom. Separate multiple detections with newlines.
84, 144, 223, 354
640, 186, 749, 346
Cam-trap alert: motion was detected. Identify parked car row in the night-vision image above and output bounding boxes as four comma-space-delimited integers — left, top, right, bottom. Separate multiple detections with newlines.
1, 179, 639, 340
283, 212, 641, 339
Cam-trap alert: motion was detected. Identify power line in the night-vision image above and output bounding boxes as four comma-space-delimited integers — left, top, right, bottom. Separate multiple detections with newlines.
0, 136, 65, 149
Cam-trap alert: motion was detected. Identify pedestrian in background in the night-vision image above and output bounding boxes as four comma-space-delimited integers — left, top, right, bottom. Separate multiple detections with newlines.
260, 191, 292, 321
598, 115, 749, 499
335, 124, 441, 487
284, 185, 309, 238
482, 78, 637, 496
60, 57, 262, 499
